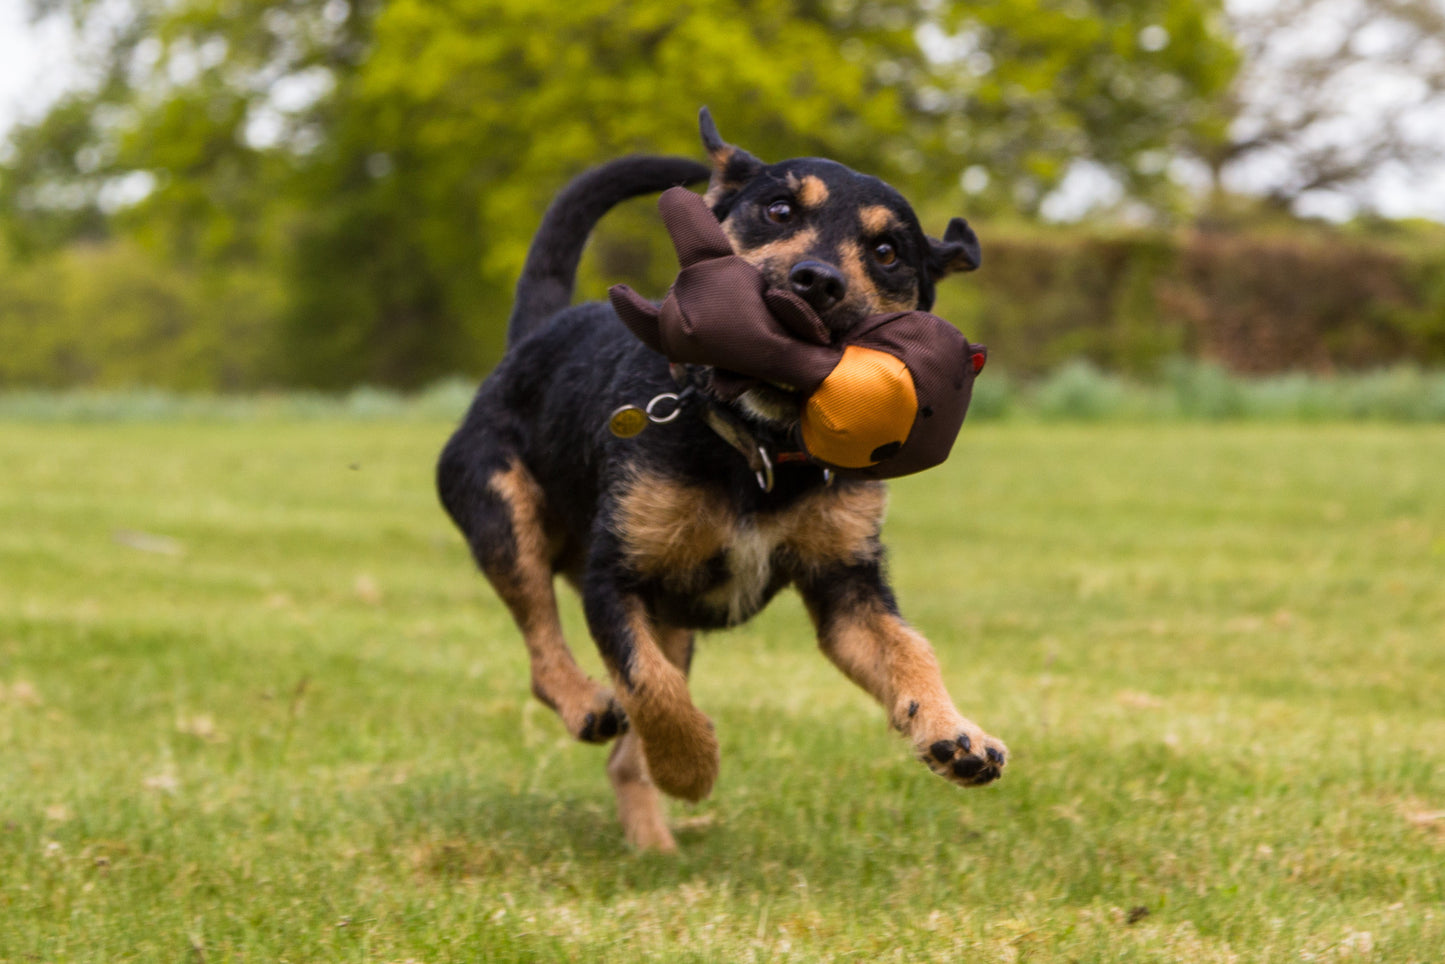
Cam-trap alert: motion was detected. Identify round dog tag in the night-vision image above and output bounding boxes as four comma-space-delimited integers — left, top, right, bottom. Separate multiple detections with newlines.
608, 405, 649, 438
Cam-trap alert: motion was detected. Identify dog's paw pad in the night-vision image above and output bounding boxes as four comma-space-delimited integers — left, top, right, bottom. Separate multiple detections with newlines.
572, 696, 629, 744
919, 728, 1006, 787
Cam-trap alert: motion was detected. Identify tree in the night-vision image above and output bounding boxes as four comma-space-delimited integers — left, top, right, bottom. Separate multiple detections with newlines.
902, 0, 1238, 217
1192, 0, 1445, 217
2, 0, 1240, 385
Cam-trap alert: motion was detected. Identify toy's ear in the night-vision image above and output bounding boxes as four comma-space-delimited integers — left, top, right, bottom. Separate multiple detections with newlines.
699, 107, 763, 212
926, 218, 982, 279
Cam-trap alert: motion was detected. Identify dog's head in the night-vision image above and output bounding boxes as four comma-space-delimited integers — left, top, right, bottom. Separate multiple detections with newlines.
695, 108, 981, 425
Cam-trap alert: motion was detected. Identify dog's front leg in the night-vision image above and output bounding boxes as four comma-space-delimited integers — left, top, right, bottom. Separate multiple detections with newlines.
582, 558, 718, 803
798, 561, 1007, 787
604, 623, 695, 853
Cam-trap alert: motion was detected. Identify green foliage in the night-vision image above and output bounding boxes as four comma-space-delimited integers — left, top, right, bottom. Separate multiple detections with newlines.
3, 0, 1239, 386
1016, 360, 1445, 421
2, 417, 1443, 959
939, 227, 1192, 376
935, 221, 1445, 378
0, 240, 283, 390
7, 366, 1445, 424
292, 0, 921, 380
919, 0, 1238, 216
1164, 230, 1445, 372
0, 97, 112, 254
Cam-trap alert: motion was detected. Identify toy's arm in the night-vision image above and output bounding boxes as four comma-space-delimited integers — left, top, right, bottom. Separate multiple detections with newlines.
608, 188, 834, 379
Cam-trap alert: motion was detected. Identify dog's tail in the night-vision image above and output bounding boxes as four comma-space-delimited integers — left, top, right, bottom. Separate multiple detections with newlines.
507, 155, 712, 347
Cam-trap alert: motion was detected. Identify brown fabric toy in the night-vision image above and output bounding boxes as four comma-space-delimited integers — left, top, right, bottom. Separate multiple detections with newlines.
609, 187, 986, 480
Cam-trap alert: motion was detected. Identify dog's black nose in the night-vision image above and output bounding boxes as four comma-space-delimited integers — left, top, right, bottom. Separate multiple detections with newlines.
789, 261, 846, 313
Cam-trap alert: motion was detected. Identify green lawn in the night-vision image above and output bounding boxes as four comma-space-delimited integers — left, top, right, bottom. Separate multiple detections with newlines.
1, 417, 1442, 962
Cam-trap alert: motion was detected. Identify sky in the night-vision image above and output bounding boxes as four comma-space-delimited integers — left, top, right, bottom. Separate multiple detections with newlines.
0, 1, 72, 138
2, 0, 1444, 221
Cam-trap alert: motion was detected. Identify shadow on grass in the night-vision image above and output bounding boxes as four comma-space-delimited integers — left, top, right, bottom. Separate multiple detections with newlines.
371, 751, 1035, 906
375, 775, 724, 895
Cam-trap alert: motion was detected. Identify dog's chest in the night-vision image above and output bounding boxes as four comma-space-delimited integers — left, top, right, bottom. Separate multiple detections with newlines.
615, 473, 888, 626
698, 519, 781, 625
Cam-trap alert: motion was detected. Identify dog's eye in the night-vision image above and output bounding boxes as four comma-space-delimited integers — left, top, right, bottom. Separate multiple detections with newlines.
873, 242, 897, 266
765, 200, 793, 224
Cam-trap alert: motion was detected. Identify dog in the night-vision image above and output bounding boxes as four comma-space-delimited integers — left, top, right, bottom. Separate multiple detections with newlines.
437, 109, 1006, 852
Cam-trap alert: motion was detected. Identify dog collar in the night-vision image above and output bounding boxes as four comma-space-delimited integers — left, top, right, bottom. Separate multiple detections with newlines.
606, 389, 689, 439
676, 363, 829, 492
699, 402, 830, 495
605, 365, 828, 493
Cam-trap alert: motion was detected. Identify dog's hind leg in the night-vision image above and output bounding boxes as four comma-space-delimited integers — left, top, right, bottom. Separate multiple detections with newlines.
440, 452, 626, 744
607, 622, 693, 851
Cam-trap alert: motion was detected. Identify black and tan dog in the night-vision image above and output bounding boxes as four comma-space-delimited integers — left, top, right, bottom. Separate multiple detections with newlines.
438, 110, 1006, 851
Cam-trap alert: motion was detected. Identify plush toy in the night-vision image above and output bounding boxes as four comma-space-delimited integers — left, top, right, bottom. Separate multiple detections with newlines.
609, 187, 986, 480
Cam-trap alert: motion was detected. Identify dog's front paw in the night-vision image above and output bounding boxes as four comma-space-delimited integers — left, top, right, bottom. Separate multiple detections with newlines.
546, 684, 629, 744
574, 694, 629, 744
634, 703, 719, 803
912, 714, 1007, 787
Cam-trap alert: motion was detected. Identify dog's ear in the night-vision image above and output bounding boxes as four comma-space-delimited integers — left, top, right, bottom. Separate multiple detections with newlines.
926, 218, 982, 279
699, 107, 762, 212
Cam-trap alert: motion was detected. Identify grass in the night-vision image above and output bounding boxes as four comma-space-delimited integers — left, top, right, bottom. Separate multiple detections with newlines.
4, 363, 1445, 425
1, 407, 1443, 961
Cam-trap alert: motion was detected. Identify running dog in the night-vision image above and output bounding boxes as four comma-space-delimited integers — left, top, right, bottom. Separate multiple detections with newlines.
437, 110, 1006, 851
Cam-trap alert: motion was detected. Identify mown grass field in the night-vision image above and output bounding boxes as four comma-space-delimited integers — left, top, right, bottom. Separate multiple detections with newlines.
1, 413, 1442, 962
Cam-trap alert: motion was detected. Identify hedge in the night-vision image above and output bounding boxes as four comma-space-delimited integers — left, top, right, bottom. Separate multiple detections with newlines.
936, 223, 1445, 376
3, 224, 1444, 389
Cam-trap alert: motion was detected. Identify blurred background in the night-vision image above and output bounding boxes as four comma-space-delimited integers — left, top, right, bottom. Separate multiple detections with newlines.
1, 0, 1443, 395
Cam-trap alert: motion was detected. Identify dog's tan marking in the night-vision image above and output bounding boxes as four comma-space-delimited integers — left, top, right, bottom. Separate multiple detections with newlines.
618, 471, 746, 612
704, 521, 774, 624
703, 147, 736, 207
819, 604, 950, 728
488, 461, 621, 741
785, 173, 829, 209
619, 472, 884, 623
617, 471, 774, 624
860, 204, 899, 235
656, 623, 696, 673
616, 473, 733, 592
838, 241, 916, 315
608, 730, 675, 851
783, 483, 887, 570
606, 621, 695, 851
806, 594, 1007, 787
704, 144, 751, 207
723, 223, 821, 272
611, 597, 719, 801
487, 462, 556, 603
607, 623, 694, 851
